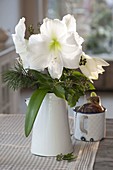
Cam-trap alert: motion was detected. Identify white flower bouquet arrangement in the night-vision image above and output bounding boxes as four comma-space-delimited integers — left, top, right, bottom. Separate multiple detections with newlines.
4, 14, 109, 137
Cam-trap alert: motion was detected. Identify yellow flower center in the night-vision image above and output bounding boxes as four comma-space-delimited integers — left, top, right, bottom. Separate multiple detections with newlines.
49, 37, 61, 52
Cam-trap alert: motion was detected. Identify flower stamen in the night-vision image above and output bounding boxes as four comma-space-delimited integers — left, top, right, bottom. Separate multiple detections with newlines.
79, 56, 87, 66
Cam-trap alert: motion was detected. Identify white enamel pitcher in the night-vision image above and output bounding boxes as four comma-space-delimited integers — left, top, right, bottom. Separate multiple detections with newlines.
25, 93, 73, 156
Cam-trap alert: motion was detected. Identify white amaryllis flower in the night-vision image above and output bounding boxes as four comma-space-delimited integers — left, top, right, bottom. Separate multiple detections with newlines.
28, 17, 82, 79
79, 52, 109, 80
12, 18, 29, 69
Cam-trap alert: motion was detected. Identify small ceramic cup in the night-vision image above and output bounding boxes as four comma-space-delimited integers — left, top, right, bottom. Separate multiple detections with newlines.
74, 111, 106, 142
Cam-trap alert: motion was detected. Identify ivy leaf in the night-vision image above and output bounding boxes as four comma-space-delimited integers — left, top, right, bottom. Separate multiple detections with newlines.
25, 88, 49, 137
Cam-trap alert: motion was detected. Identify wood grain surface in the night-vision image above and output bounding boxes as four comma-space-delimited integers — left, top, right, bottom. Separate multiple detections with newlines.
94, 119, 113, 170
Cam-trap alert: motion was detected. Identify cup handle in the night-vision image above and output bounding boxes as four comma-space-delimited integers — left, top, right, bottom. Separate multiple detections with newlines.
80, 115, 88, 134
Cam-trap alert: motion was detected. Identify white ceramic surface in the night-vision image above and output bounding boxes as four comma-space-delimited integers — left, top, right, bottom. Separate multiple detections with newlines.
74, 111, 106, 142
26, 93, 73, 156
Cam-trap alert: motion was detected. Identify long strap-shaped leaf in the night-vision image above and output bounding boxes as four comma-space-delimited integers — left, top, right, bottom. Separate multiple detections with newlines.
25, 88, 49, 137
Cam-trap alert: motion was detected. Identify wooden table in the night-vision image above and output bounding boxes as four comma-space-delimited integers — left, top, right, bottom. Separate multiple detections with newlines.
94, 119, 113, 170
0, 114, 113, 170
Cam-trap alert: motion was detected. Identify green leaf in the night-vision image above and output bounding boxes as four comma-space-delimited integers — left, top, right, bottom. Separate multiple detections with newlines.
29, 69, 52, 82
25, 88, 49, 137
88, 82, 95, 90
67, 94, 78, 107
53, 85, 65, 99
72, 70, 84, 77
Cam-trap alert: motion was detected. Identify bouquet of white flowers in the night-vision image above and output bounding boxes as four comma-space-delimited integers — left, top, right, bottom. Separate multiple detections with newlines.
4, 14, 109, 137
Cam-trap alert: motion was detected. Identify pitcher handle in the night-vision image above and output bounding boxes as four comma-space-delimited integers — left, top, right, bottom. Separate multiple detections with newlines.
80, 115, 88, 134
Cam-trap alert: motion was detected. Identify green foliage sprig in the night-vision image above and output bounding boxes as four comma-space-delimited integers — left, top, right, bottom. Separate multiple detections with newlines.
56, 153, 77, 162
3, 61, 95, 136
3, 61, 94, 107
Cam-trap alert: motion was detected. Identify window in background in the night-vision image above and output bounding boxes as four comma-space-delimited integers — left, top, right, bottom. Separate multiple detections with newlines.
84, 0, 113, 54
47, 0, 113, 55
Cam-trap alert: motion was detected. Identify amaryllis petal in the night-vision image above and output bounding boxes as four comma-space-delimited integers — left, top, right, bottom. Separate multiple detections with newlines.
29, 34, 49, 54
93, 57, 109, 67
66, 32, 78, 45
19, 52, 30, 69
40, 18, 67, 39
28, 34, 51, 71
12, 18, 29, 68
97, 66, 105, 74
74, 32, 84, 46
85, 57, 97, 72
62, 44, 82, 68
62, 14, 84, 47
62, 14, 76, 32
15, 17, 26, 40
48, 53, 63, 79
29, 54, 50, 71
80, 65, 99, 80
12, 35, 28, 54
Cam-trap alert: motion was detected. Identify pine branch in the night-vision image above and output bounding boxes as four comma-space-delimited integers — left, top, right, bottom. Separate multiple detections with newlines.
3, 62, 38, 90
